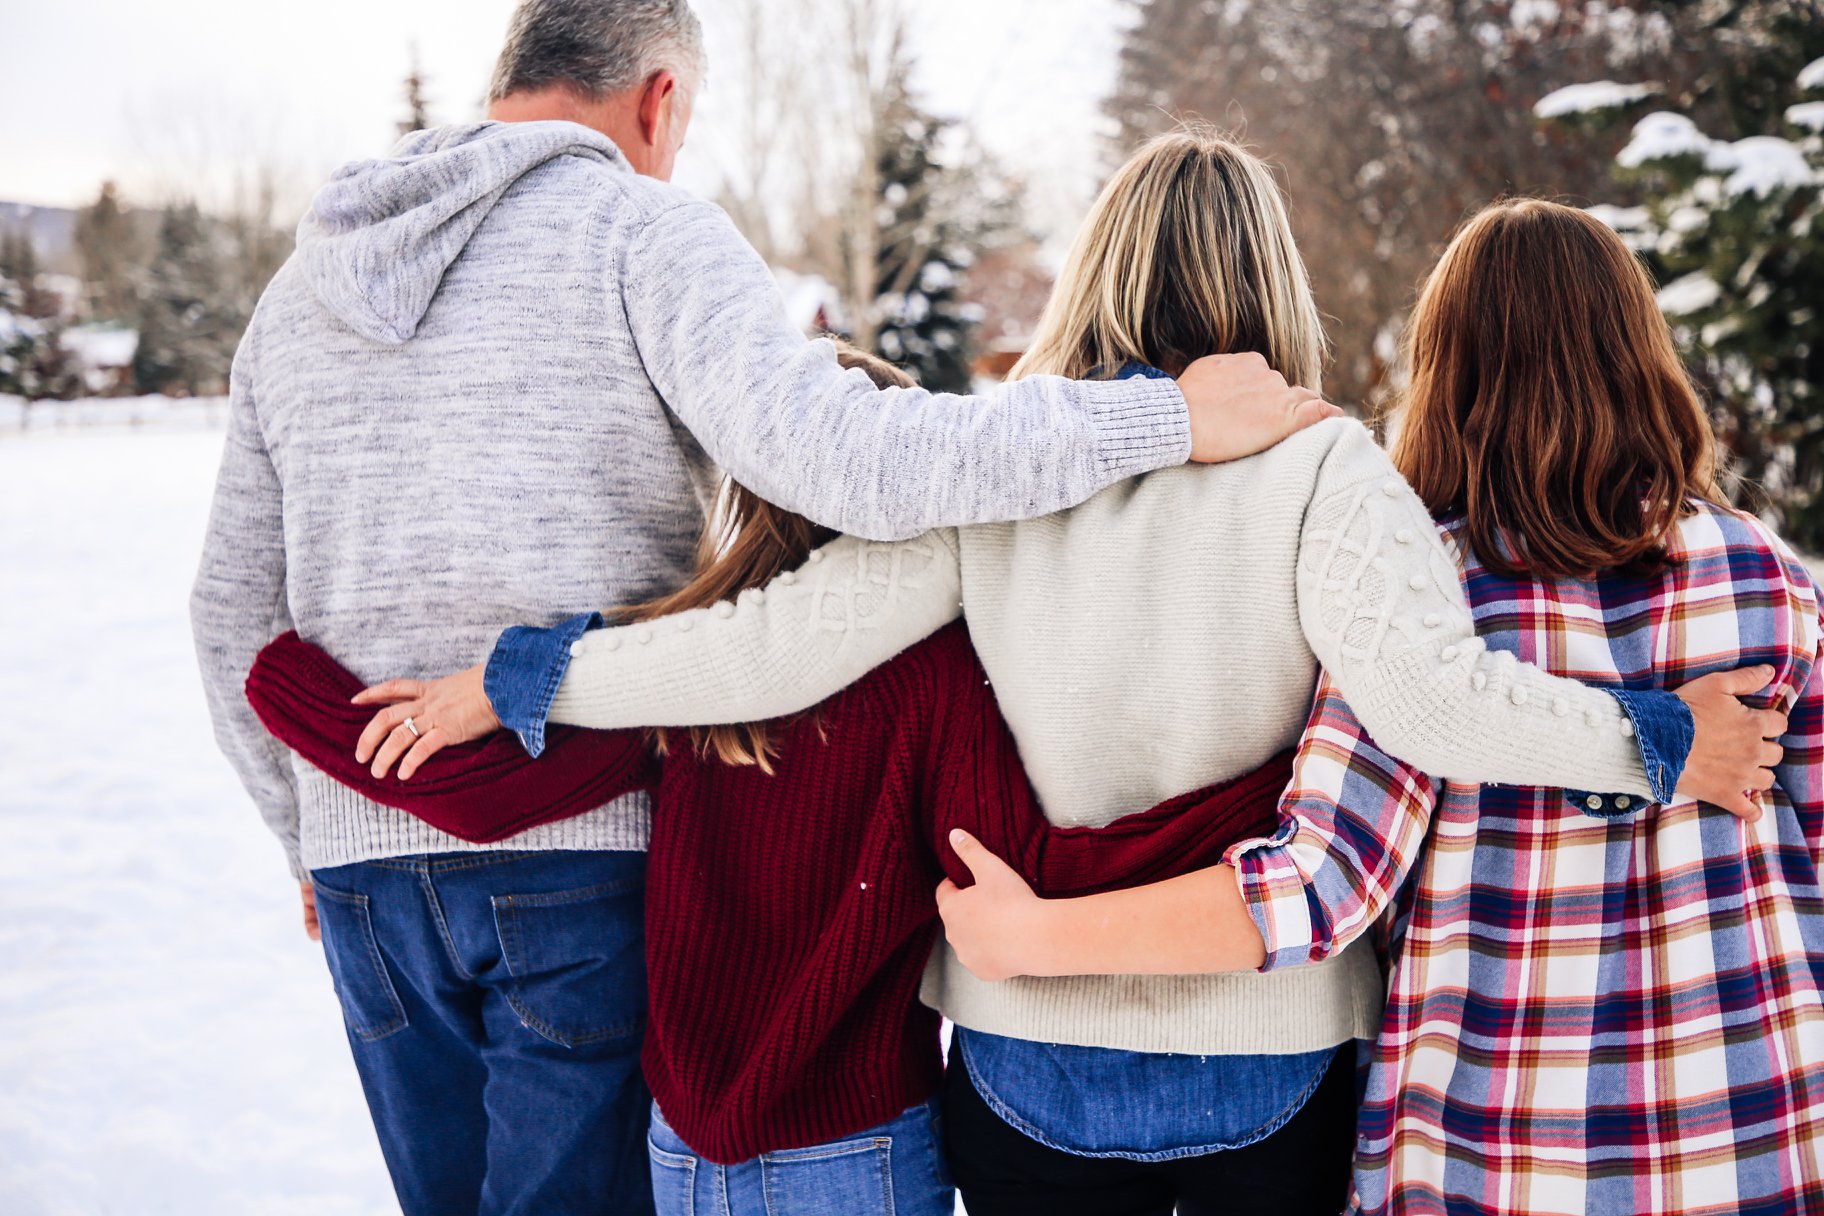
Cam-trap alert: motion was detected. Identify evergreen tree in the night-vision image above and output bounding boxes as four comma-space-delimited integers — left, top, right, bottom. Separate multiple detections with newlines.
1543, 3, 1824, 547
133, 202, 237, 396
74, 181, 145, 324
399, 46, 434, 138
859, 62, 1010, 393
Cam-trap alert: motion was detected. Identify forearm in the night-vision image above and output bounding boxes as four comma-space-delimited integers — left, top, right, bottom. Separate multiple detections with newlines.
532, 531, 963, 732
1300, 433, 1672, 801
192, 362, 301, 874
1025, 865, 1266, 976
623, 202, 1189, 541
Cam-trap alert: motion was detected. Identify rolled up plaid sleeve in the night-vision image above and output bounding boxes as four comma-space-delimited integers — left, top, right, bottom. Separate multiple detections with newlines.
1223, 674, 1439, 971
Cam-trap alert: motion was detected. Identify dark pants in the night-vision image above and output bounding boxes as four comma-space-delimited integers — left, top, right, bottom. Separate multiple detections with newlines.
944, 1038, 1359, 1216
310, 850, 653, 1216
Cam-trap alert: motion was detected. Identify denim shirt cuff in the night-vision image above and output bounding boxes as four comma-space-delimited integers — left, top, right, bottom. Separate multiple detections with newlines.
483, 611, 605, 758
1564, 688, 1693, 818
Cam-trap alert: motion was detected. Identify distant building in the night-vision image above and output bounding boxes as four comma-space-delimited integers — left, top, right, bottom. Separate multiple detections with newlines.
61, 325, 138, 396
0, 202, 81, 275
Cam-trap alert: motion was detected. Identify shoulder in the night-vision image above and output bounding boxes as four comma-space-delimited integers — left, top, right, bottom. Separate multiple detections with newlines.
846, 620, 982, 709
1674, 499, 1820, 607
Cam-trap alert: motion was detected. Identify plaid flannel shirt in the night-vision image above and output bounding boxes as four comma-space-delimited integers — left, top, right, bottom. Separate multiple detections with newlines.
1226, 501, 1824, 1216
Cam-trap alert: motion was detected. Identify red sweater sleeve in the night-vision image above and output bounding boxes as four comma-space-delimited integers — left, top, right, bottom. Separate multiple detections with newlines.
245, 632, 658, 844
918, 626, 1287, 898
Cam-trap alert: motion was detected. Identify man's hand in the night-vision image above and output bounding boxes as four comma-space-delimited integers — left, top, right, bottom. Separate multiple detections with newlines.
353, 662, 501, 781
1178, 351, 1342, 464
934, 830, 1058, 983
1673, 666, 1788, 822
300, 881, 320, 942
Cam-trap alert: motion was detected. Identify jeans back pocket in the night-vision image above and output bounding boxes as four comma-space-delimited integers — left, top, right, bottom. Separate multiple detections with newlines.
312, 881, 408, 1042
759, 1136, 895, 1215
647, 1137, 699, 1216
491, 877, 644, 1048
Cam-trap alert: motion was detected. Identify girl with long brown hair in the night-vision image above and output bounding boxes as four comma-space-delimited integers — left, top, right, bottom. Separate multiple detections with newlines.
936, 199, 1824, 1214
352, 138, 1777, 1212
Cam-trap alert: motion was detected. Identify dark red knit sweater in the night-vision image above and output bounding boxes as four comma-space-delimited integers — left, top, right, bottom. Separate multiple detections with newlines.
249, 623, 1289, 1164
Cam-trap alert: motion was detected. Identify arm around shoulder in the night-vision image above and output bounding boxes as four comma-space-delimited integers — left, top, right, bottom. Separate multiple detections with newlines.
546, 528, 965, 730
1293, 422, 1652, 796
617, 201, 1189, 541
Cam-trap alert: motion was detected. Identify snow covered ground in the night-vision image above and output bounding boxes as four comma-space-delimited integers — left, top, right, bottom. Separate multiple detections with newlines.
0, 426, 400, 1215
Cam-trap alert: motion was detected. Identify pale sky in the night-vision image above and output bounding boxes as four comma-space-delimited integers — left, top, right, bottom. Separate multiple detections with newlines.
2, 0, 1127, 239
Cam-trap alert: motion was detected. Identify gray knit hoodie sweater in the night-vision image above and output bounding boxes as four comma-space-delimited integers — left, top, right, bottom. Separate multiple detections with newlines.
189, 121, 1191, 878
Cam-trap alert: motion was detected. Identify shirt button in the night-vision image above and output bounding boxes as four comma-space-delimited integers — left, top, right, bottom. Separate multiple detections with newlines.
1619, 719, 1635, 737
1511, 687, 1529, 706
1586, 794, 1604, 811
1441, 646, 1459, 662
778, 571, 797, 586
602, 635, 621, 652
1471, 672, 1487, 691
569, 641, 584, 657
1383, 481, 1402, 497
1615, 795, 1632, 810
676, 618, 693, 633
1425, 614, 1442, 628
1586, 710, 1602, 728
1396, 529, 1414, 544
807, 549, 824, 564
748, 589, 766, 606
1409, 574, 1427, 591
1553, 698, 1568, 716
636, 628, 653, 645
714, 602, 736, 619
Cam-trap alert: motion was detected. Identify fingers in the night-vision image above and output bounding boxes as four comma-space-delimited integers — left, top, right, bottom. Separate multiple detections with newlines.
947, 828, 989, 882
369, 721, 422, 780
356, 702, 419, 763
1288, 396, 1343, 431
352, 679, 425, 706
1758, 740, 1785, 768
1718, 789, 1763, 822
1755, 709, 1789, 739
934, 878, 960, 908
396, 727, 450, 782
1688, 664, 1777, 698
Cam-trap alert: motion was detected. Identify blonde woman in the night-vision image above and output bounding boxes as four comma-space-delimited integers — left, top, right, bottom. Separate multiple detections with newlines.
358, 134, 1778, 1213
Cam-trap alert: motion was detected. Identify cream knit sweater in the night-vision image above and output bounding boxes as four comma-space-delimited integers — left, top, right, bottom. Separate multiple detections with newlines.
546, 418, 1653, 1054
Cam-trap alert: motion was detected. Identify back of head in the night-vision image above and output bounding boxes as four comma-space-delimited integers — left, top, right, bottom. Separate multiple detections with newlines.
1390, 198, 1723, 581
1013, 127, 1327, 390
489, 0, 706, 102
625, 343, 917, 771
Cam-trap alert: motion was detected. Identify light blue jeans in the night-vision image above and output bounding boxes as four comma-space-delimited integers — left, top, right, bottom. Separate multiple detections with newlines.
647, 1100, 953, 1216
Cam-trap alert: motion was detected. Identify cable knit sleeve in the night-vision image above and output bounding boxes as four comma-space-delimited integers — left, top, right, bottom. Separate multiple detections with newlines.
545, 529, 964, 729
1294, 424, 1653, 794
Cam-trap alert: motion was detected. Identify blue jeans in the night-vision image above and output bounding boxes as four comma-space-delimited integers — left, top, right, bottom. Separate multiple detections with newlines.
310, 850, 653, 1216
647, 1100, 954, 1216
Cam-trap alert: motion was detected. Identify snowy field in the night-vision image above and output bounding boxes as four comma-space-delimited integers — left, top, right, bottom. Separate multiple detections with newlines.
0, 426, 400, 1215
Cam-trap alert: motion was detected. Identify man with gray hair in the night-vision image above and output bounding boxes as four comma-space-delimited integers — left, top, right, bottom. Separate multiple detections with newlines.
191, 1, 1334, 1212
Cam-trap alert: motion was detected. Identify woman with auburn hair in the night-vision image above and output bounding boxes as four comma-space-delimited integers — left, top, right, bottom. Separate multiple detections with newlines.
353, 150, 1777, 1211
939, 199, 1824, 1215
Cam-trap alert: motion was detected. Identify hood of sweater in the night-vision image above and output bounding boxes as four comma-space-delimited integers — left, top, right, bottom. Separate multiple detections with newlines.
295, 120, 626, 344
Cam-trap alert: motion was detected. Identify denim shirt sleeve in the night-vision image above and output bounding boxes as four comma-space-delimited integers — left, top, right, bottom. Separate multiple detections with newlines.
483, 612, 605, 758
1565, 688, 1693, 818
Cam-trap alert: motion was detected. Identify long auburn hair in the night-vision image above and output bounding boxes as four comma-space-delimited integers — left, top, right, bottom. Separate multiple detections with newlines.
1011, 126, 1327, 389
1389, 198, 1724, 581
613, 343, 915, 773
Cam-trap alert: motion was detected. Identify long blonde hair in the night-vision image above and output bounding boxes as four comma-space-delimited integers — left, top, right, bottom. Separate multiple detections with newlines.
1013, 127, 1327, 388
615, 343, 916, 773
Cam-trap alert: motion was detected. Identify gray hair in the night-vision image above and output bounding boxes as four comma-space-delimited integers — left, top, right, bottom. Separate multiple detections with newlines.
488, 0, 706, 103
